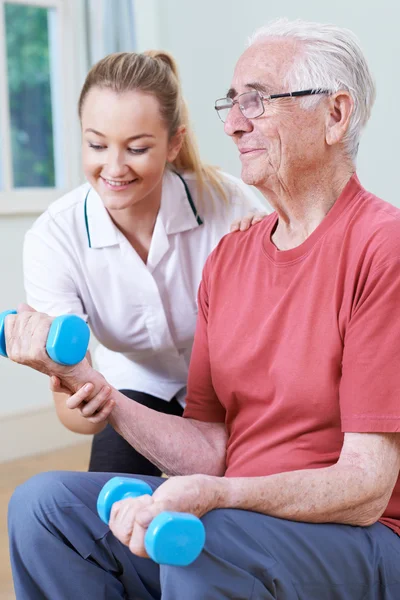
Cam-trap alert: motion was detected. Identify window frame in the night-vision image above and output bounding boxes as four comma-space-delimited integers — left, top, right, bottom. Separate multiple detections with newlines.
0, 0, 84, 214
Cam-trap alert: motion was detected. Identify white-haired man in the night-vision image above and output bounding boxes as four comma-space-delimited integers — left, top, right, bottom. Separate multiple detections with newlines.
7, 19, 400, 599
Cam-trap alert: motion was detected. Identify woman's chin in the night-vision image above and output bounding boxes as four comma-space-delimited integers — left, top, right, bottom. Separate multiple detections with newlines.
104, 198, 136, 211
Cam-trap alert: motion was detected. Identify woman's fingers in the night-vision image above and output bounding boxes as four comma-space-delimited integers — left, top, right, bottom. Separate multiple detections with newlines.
230, 212, 267, 232
230, 215, 253, 231
79, 385, 112, 417
62, 382, 114, 422
66, 383, 95, 409
86, 398, 115, 423
230, 218, 240, 232
50, 376, 70, 395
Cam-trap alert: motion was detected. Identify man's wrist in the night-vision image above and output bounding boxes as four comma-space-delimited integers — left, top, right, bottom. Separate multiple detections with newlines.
107, 388, 135, 426
61, 360, 105, 394
205, 475, 234, 510
213, 477, 256, 511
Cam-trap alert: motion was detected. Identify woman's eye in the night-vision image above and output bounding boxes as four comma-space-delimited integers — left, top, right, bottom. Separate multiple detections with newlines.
87, 144, 149, 154
128, 147, 149, 155
88, 143, 104, 151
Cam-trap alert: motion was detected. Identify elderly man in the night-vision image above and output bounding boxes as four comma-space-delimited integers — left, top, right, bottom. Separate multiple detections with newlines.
7, 18, 400, 600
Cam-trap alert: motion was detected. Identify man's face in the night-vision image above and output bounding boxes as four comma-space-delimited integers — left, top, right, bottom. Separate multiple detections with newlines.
224, 39, 328, 191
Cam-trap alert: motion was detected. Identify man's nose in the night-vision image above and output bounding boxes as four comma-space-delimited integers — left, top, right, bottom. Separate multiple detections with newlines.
224, 104, 253, 137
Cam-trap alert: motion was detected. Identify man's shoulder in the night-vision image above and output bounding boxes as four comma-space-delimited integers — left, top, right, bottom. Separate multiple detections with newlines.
220, 211, 276, 247
351, 189, 400, 262
205, 212, 276, 275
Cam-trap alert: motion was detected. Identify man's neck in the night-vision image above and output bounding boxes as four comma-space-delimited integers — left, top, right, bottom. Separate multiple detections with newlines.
259, 162, 355, 251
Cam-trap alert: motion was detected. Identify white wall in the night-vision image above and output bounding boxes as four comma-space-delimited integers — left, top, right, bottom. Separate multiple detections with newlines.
0, 0, 398, 452
0, 216, 50, 418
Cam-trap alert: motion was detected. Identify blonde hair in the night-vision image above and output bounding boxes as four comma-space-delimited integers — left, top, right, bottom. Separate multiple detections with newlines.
78, 50, 227, 204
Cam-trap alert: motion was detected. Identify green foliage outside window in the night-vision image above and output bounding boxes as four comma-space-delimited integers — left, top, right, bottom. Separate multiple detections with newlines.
5, 2, 55, 187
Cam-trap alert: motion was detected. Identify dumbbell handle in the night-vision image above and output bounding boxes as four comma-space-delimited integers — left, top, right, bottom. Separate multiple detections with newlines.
97, 477, 205, 566
0, 310, 90, 366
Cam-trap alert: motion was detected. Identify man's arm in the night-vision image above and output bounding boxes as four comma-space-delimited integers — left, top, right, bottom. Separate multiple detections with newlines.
49, 371, 227, 475
4, 305, 227, 476
107, 431, 400, 558
215, 432, 400, 526
110, 393, 227, 476
5, 245, 228, 475
65, 381, 228, 475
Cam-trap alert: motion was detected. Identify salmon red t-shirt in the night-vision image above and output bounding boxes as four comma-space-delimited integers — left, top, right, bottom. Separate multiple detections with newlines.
183, 174, 400, 535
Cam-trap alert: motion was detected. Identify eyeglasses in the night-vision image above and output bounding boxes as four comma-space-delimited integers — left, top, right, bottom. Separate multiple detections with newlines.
214, 88, 331, 123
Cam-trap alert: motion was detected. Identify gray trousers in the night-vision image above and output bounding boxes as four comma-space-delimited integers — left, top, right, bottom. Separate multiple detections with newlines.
8, 470, 400, 599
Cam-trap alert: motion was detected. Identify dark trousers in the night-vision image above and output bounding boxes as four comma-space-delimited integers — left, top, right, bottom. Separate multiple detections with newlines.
8, 470, 400, 599
88, 390, 184, 474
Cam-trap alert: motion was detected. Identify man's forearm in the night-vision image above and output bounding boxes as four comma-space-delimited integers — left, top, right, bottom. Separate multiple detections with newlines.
108, 389, 226, 476
56, 364, 226, 476
217, 464, 393, 526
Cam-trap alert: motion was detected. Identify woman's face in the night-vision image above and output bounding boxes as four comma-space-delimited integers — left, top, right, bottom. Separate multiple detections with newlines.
81, 87, 182, 212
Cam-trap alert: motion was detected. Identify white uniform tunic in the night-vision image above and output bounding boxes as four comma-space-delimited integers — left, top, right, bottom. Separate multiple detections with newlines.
24, 169, 266, 404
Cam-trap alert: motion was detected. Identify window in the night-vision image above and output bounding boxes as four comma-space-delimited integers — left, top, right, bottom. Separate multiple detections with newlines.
0, 0, 83, 213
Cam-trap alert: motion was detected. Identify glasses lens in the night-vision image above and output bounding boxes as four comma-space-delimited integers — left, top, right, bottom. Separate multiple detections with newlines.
240, 91, 263, 119
215, 98, 232, 122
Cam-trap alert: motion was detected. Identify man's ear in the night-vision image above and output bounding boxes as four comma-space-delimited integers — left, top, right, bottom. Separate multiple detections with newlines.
167, 126, 186, 163
325, 91, 353, 147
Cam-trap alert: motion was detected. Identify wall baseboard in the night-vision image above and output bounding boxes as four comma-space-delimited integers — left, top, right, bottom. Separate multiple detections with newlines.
0, 406, 90, 463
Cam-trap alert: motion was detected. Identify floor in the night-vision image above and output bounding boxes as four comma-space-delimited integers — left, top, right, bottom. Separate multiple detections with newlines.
0, 441, 92, 600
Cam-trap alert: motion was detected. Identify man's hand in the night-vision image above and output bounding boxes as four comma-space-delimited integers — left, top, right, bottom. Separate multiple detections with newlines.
230, 211, 267, 232
109, 474, 225, 557
4, 304, 98, 394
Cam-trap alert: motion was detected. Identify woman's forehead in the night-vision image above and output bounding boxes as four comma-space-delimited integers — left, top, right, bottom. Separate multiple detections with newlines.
81, 88, 166, 131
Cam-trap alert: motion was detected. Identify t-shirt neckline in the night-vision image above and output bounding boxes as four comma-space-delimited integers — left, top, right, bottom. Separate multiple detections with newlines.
262, 174, 364, 265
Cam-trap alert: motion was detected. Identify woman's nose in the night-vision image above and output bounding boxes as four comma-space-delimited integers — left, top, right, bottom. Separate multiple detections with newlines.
106, 151, 129, 177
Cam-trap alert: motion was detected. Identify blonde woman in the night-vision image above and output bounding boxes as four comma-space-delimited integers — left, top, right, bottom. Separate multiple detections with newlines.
24, 50, 266, 474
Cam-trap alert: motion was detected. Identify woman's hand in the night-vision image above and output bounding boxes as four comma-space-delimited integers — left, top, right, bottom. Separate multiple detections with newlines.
230, 211, 267, 232
51, 378, 115, 423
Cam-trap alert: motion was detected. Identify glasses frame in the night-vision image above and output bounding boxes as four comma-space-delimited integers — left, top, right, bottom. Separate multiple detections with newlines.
214, 88, 331, 122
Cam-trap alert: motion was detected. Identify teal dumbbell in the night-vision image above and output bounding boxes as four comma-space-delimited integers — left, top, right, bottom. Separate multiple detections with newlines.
97, 477, 206, 566
0, 310, 90, 366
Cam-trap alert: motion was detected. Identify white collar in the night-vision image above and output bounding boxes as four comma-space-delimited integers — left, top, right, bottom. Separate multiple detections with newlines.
84, 170, 203, 249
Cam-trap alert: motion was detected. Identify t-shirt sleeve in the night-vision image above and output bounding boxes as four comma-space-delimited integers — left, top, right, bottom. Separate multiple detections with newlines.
183, 257, 226, 423
23, 226, 87, 320
340, 258, 400, 432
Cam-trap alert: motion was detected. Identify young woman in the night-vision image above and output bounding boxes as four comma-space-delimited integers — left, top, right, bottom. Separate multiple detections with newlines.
24, 49, 266, 474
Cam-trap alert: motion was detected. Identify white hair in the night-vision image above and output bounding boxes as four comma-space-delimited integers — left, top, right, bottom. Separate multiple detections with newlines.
247, 18, 376, 161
